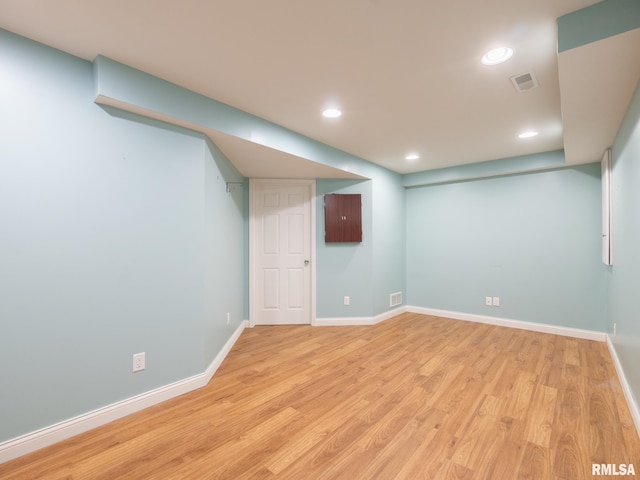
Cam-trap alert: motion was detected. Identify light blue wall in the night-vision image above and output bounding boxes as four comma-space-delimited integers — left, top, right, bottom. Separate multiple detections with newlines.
0, 29, 245, 442
608, 80, 640, 409
316, 173, 406, 319
557, 0, 640, 52
372, 169, 407, 315
406, 163, 606, 331
203, 139, 246, 364
94, 56, 383, 180
316, 180, 373, 318
403, 150, 566, 188
94, 54, 407, 322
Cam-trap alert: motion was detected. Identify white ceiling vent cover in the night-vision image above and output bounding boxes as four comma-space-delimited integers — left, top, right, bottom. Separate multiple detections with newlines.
510, 72, 539, 92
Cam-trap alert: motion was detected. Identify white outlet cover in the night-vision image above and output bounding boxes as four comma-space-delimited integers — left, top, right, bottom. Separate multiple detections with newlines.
485, 297, 492, 306
133, 352, 145, 372
492, 297, 500, 307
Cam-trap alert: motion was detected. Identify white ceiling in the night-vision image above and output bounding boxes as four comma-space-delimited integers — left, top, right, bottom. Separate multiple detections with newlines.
559, 28, 640, 165
1, 0, 637, 177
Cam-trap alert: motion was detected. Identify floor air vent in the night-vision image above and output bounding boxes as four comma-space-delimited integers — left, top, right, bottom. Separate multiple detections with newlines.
389, 291, 403, 307
510, 72, 539, 92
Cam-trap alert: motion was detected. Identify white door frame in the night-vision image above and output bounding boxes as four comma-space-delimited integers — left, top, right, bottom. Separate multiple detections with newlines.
249, 179, 316, 327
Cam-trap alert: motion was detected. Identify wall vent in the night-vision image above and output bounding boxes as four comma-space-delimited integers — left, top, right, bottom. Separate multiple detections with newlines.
389, 291, 403, 307
510, 72, 539, 92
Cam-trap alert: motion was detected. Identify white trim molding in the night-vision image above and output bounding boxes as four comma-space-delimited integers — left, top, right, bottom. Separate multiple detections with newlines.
0, 320, 249, 465
313, 306, 408, 326
313, 316, 377, 326
606, 336, 640, 438
407, 306, 607, 341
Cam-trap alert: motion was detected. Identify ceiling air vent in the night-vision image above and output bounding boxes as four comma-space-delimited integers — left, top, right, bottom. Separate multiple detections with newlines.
510, 72, 539, 92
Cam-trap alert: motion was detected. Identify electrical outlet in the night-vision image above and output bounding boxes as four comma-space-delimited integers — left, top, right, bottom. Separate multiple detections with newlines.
613, 323, 617, 336
226, 312, 230, 325
344, 296, 350, 306
485, 296, 492, 306
132, 352, 145, 373
492, 297, 500, 307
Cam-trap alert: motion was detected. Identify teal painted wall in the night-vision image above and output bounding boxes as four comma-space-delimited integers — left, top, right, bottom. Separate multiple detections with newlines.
557, 0, 640, 52
406, 164, 606, 331
0, 30, 245, 442
94, 53, 406, 318
403, 150, 566, 188
95, 53, 407, 322
372, 168, 407, 315
316, 172, 406, 319
94, 55, 385, 181
202, 139, 246, 365
608, 80, 640, 409
316, 180, 373, 318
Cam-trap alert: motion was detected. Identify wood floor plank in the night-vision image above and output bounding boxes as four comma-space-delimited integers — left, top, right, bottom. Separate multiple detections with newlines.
1, 313, 639, 479
266, 397, 370, 475
518, 441, 551, 480
524, 384, 558, 447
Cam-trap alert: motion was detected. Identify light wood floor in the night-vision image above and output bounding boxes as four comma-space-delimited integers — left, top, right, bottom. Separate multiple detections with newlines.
1, 313, 639, 479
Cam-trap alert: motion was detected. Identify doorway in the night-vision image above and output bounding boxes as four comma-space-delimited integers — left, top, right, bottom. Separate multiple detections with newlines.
249, 179, 315, 325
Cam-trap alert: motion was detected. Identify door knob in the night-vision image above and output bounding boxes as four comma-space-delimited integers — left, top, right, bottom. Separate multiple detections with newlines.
304, 260, 310, 266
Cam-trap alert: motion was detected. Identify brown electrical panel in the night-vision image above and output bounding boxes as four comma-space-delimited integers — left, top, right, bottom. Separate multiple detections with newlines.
324, 194, 362, 243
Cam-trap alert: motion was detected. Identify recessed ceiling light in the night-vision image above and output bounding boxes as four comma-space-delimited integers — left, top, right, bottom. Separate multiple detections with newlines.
322, 108, 342, 118
481, 47, 513, 66
405, 153, 420, 161
518, 131, 539, 138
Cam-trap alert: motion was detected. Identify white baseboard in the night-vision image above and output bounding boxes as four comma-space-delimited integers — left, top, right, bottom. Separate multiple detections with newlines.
203, 320, 248, 384
313, 306, 408, 326
0, 320, 248, 465
313, 316, 376, 326
606, 335, 640, 438
407, 306, 607, 342
374, 306, 409, 324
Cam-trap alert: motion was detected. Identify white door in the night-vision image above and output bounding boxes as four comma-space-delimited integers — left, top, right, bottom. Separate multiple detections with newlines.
250, 180, 315, 325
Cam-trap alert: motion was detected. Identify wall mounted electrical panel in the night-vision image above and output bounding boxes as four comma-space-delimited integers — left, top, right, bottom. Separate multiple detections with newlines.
324, 194, 362, 243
